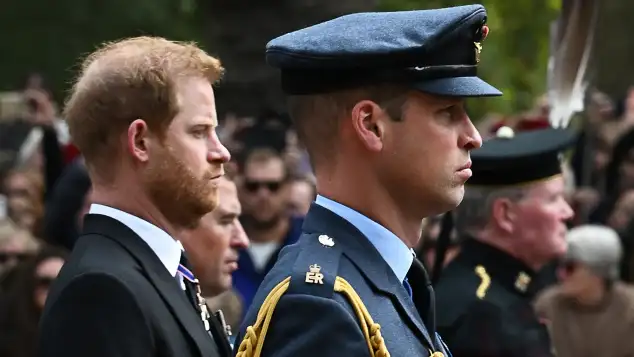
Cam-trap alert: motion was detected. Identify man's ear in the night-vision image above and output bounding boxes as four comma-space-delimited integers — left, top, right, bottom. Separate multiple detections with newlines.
491, 198, 517, 233
350, 100, 386, 152
127, 119, 151, 163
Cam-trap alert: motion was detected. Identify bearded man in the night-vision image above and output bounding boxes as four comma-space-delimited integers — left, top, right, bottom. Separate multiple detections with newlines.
37, 37, 231, 357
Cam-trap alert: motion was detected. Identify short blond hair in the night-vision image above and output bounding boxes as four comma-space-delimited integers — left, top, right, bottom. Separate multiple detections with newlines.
287, 84, 407, 170
65, 36, 224, 180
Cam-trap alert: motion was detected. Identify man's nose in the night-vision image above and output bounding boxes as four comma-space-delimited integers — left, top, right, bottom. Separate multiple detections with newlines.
561, 200, 575, 221
231, 221, 250, 249
207, 130, 231, 163
460, 117, 482, 150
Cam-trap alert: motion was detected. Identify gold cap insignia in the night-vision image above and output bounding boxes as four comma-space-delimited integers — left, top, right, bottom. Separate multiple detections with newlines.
475, 42, 482, 64
474, 25, 489, 64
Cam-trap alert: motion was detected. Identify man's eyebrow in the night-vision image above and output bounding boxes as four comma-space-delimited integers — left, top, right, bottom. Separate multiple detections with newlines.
191, 114, 217, 126
217, 208, 240, 218
224, 210, 240, 217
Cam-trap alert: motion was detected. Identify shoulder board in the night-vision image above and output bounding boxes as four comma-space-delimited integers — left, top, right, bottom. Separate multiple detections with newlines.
474, 265, 491, 299
235, 232, 391, 357
285, 233, 343, 299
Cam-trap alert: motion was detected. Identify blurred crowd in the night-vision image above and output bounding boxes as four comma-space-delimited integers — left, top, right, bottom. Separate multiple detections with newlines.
3, 74, 634, 356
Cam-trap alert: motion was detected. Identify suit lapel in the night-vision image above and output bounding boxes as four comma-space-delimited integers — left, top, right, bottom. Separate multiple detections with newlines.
82, 214, 218, 357
302, 204, 435, 349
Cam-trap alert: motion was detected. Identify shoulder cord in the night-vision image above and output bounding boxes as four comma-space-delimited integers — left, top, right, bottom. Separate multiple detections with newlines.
235, 276, 390, 357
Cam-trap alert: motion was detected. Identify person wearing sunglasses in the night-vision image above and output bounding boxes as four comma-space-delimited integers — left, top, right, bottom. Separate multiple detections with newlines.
0, 245, 68, 357
535, 225, 634, 357
234, 148, 304, 317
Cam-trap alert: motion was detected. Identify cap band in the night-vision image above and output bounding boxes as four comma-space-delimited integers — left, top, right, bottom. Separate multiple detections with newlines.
280, 65, 478, 95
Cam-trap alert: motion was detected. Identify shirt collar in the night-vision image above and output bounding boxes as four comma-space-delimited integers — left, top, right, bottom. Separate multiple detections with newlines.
89, 204, 182, 277
315, 195, 414, 282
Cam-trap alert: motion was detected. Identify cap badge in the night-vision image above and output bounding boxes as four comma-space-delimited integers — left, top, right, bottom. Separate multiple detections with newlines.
475, 42, 482, 64
496, 126, 515, 139
474, 25, 489, 64
515, 271, 531, 293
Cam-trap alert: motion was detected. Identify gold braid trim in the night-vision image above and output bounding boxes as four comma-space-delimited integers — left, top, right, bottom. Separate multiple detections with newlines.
235, 276, 391, 357
474, 265, 491, 299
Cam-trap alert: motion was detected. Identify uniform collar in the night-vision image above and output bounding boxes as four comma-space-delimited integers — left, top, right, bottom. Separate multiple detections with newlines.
315, 195, 413, 282
89, 204, 182, 277
457, 238, 537, 297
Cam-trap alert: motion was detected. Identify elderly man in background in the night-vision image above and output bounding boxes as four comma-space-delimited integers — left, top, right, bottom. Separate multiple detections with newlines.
434, 127, 576, 357
535, 225, 634, 357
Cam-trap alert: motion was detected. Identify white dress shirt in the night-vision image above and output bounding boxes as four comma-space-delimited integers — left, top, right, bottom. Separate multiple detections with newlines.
315, 195, 414, 282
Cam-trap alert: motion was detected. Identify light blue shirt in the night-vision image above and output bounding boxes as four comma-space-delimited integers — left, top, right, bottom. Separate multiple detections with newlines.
315, 195, 414, 282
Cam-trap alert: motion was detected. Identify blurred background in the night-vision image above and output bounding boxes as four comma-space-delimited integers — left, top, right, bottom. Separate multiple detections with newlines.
2, 0, 634, 356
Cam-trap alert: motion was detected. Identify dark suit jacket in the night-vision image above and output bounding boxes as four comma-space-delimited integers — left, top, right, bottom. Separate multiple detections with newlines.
435, 239, 553, 357
37, 214, 232, 357
233, 204, 449, 357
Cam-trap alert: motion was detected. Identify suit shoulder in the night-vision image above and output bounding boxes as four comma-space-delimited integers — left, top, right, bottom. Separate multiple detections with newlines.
41, 272, 149, 329
47, 271, 140, 306
63, 235, 144, 279
50, 247, 152, 315
38, 272, 155, 356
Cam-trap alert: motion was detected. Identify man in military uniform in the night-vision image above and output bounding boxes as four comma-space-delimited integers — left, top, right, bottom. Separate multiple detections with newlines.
434, 126, 576, 357
234, 5, 501, 357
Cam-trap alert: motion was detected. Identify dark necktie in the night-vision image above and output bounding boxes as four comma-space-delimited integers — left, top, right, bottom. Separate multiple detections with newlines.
403, 277, 414, 299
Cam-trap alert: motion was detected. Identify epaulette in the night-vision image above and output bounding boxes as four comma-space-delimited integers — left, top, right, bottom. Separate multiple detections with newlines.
474, 265, 491, 299
285, 233, 342, 299
235, 233, 392, 357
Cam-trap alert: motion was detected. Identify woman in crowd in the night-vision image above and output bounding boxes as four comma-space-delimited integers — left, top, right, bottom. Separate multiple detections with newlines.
0, 245, 68, 357
0, 218, 40, 289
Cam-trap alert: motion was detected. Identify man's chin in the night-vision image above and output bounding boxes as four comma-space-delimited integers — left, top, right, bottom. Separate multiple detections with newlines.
221, 275, 233, 293
168, 199, 216, 229
204, 278, 233, 298
194, 193, 220, 215
204, 189, 219, 211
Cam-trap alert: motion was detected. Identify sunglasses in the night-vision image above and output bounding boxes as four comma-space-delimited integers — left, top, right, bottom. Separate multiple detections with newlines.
562, 261, 578, 275
7, 188, 30, 199
35, 276, 56, 288
0, 252, 31, 264
244, 180, 283, 193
